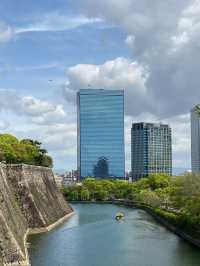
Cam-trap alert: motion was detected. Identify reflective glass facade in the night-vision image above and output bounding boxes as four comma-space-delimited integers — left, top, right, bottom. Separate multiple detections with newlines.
131, 123, 172, 180
77, 89, 125, 179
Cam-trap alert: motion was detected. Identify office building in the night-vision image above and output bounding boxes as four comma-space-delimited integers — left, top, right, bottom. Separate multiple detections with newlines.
131, 122, 172, 180
191, 105, 200, 174
77, 89, 125, 179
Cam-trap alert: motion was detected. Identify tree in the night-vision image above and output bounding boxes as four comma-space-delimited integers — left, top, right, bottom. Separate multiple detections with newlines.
80, 189, 90, 201
138, 189, 161, 208
0, 134, 18, 145
0, 134, 53, 167
20, 138, 53, 167
70, 190, 79, 201
95, 189, 109, 201
148, 174, 171, 190
170, 174, 200, 216
40, 155, 53, 168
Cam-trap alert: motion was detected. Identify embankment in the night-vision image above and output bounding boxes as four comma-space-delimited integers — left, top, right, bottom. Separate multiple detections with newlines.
0, 163, 72, 266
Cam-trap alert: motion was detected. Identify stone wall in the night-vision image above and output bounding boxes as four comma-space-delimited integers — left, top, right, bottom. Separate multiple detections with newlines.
0, 164, 72, 265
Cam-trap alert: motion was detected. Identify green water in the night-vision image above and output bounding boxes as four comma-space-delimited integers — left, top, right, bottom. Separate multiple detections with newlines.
29, 204, 200, 266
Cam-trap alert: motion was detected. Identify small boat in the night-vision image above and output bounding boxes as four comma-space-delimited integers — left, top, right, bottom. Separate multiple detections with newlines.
115, 212, 124, 220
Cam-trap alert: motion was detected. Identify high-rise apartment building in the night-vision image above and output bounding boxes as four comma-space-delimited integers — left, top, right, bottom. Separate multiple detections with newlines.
77, 89, 125, 179
191, 105, 200, 174
131, 123, 172, 180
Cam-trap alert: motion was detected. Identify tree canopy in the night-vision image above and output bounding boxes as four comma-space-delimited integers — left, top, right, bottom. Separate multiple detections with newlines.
62, 173, 200, 230
0, 134, 53, 167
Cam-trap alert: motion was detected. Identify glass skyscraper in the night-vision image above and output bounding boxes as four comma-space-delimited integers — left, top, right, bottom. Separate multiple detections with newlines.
77, 89, 125, 179
191, 105, 200, 174
131, 123, 172, 180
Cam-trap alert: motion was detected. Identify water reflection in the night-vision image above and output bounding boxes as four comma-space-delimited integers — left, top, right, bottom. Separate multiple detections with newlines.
29, 204, 200, 266
93, 157, 109, 178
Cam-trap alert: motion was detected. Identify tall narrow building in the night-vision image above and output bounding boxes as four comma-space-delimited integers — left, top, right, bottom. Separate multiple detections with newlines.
131, 123, 172, 180
191, 105, 200, 174
77, 89, 125, 179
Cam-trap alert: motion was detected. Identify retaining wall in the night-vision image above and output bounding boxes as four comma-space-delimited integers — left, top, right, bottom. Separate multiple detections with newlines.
0, 164, 72, 265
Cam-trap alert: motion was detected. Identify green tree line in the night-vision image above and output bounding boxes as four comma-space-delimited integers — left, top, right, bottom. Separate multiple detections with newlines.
0, 134, 53, 167
62, 174, 200, 232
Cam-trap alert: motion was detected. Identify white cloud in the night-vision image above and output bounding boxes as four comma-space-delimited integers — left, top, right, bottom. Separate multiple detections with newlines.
64, 57, 149, 116
31, 104, 66, 125
27, 122, 77, 169
21, 96, 56, 115
171, 32, 189, 52
0, 21, 13, 43
42, 123, 77, 151
81, 1, 200, 118
0, 12, 103, 43
0, 120, 10, 130
170, 1, 200, 53
0, 90, 76, 170
0, 90, 67, 124
125, 35, 135, 48
15, 12, 102, 34
15, 62, 61, 72
183, 0, 200, 17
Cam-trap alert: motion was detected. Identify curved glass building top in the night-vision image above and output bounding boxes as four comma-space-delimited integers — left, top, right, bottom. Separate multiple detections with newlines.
77, 89, 125, 179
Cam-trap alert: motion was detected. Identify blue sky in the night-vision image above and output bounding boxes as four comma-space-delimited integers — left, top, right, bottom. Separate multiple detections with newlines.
0, 1, 126, 95
1, 0, 199, 172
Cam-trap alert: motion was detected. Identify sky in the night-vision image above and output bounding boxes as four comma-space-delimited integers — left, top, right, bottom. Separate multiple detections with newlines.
0, 0, 199, 172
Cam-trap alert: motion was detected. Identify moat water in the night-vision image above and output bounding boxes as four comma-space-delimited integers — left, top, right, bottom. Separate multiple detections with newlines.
29, 204, 200, 266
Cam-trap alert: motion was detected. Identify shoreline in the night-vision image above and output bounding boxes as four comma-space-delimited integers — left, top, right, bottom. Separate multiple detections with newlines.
21, 211, 74, 266
70, 200, 200, 248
